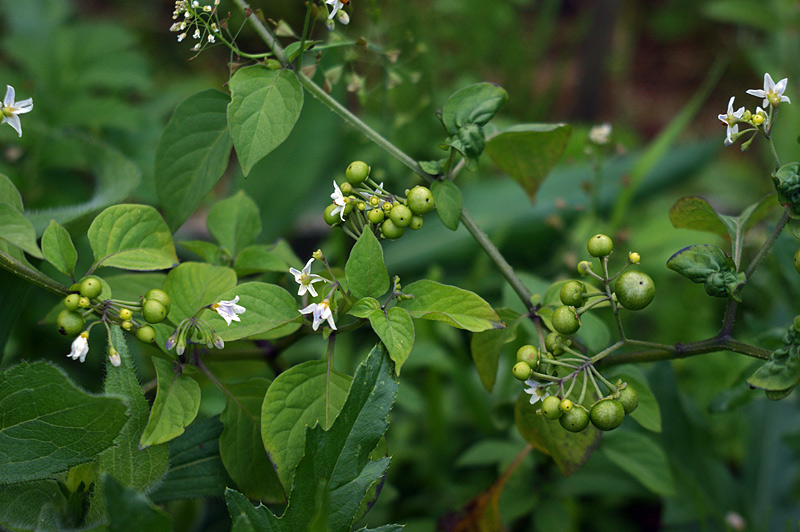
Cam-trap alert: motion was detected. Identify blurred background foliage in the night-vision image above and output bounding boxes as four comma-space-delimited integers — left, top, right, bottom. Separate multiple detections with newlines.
2, 0, 800, 530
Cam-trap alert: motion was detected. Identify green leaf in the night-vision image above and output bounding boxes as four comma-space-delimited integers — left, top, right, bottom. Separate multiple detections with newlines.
235, 244, 291, 276
514, 392, 600, 477
0, 203, 43, 258
226, 489, 282, 532
430, 180, 462, 231
418, 159, 446, 176
139, 358, 201, 448
220, 378, 285, 502
41, 220, 77, 278
0, 172, 23, 212
346, 229, 390, 299
666, 244, 745, 300
228, 66, 304, 176
368, 307, 415, 375
0, 480, 69, 531
397, 280, 504, 332
703, 0, 779, 30
601, 431, 676, 496
206, 282, 300, 342
0, 362, 128, 484
180, 240, 230, 265
104, 273, 167, 302
747, 348, 800, 392
150, 416, 233, 502
485, 123, 571, 201
668, 196, 729, 238
607, 366, 662, 433
207, 190, 262, 258
348, 297, 380, 318
87, 204, 178, 271
162, 262, 237, 323
156, 89, 233, 231
102, 474, 172, 532
261, 360, 352, 490
441, 83, 508, 135
470, 308, 521, 392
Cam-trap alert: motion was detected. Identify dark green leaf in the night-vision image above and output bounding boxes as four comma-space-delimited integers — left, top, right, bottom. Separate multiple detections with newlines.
41, 220, 77, 278
0, 480, 68, 532
103, 474, 172, 532
139, 358, 201, 448
397, 280, 504, 332
0, 173, 23, 212
179, 240, 230, 265
162, 262, 237, 323
345, 229, 390, 299
470, 307, 521, 392
430, 180, 462, 231
0, 203, 43, 258
368, 307, 415, 374
666, 244, 734, 284
441, 83, 508, 135
668, 196, 729, 238
235, 244, 291, 276
607, 366, 662, 433
207, 190, 262, 258
601, 431, 676, 496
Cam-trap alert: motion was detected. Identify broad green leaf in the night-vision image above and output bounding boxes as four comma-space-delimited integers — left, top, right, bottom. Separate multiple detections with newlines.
180, 240, 230, 265
261, 360, 352, 489
204, 282, 299, 341
398, 280, 504, 332
102, 474, 172, 532
0, 267, 30, 358
431, 180, 462, 231
668, 196, 729, 238
235, 244, 291, 276
41, 220, 77, 278
747, 348, 800, 392
575, 312, 611, 354
666, 244, 734, 283
226, 489, 282, 532
441, 83, 508, 135
0, 362, 128, 483
207, 190, 262, 258
0, 203, 43, 258
155, 89, 233, 231
88, 204, 178, 271
150, 417, 232, 503
607, 366, 662, 433
368, 307, 415, 374
345, 229, 390, 299
470, 307, 521, 392
162, 262, 237, 322
485, 124, 571, 201
0, 480, 68, 532
601, 431, 676, 496
0, 173, 23, 212
514, 392, 600, 476
220, 378, 285, 502
104, 273, 167, 302
139, 358, 201, 448
418, 159, 446, 176
228, 66, 304, 176
348, 297, 380, 318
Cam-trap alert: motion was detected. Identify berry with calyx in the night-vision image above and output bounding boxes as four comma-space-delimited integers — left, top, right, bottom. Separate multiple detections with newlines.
590, 399, 625, 431
552, 306, 580, 335
617, 385, 639, 414
346, 161, 370, 185
380, 219, 406, 240
324, 204, 341, 225
121, 320, 132, 331
512, 361, 532, 381
628, 252, 641, 264
78, 297, 91, 309
541, 395, 563, 420
80, 277, 103, 299
407, 185, 435, 215
516, 345, 540, 369
57, 309, 85, 337
119, 308, 133, 321
560, 404, 590, 432
136, 325, 156, 344
64, 294, 81, 311
368, 209, 385, 224
389, 204, 413, 227
587, 234, 613, 257
145, 289, 171, 314
559, 398, 574, 412
142, 300, 167, 324
577, 261, 593, 276
560, 281, 586, 307
409, 215, 424, 230
340, 182, 354, 195
614, 270, 655, 310
545, 332, 565, 356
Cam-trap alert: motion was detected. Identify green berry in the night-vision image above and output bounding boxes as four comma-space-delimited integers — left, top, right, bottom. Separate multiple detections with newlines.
408, 215, 424, 230
340, 182, 353, 195
560, 281, 586, 307
324, 204, 341, 225
121, 320, 132, 331
794, 248, 800, 274
345, 161, 370, 185
512, 361, 532, 381
577, 261, 593, 276
559, 398, 573, 412
545, 332, 564, 355
78, 297, 91, 309
57, 309, 85, 337
587, 234, 614, 257
541, 395, 563, 420
406, 185, 435, 215
559, 405, 590, 432
142, 299, 167, 324
590, 399, 625, 431
136, 325, 156, 344
389, 204, 413, 227
64, 294, 80, 311
381, 201, 393, 212
552, 306, 580, 335
144, 289, 171, 314
380, 219, 406, 240
516, 345, 540, 369
80, 276, 103, 299
367, 209, 385, 224
617, 386, 638, 414
614, 270, 655, 311
119, 308, 133, 320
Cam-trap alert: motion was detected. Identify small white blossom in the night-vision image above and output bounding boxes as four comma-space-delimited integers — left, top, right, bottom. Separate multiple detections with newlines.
336, 10, 350, 25
299, 300, 337, 331
177, 32, 187, 42
523, 379, 551, 405
1, 85, 33, 138
213, 296, 246, 325
325, 0, 348, 20
289, 258, 327, 298
207, 34, 215, 43
331, 180, 348, 220
67, 332, 90, 363
108, 349, 121, 367
746, 73, 790, 108
717, 96, 744, 146
589, 123, 612, 145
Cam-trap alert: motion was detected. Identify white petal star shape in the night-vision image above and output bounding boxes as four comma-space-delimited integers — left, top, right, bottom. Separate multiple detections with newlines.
67, 332, 90, 363
325, 0, 350, 24
718, 96, 745, 146
299, 300, 337, 331
331, 181, 348, 220
289, 258, 327, 298
523, 379, 551, 405
213, 296, 246, 325
1, 85, 33, 137
746, 73, 790, 108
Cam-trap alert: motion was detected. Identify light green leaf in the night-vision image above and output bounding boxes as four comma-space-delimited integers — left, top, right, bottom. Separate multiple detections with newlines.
0, 203, 43, 258
41, 220, 77, 278
156, 89, 233, 231
348, 297, 380, 318
485, 123, 571, 201
470, 307, 521, 392
207, 190, 262, 258
206, 282, 301, 342
234, 244, 291, 276
441, 83, 508, 135
601, 431, 676, 496
162, 262, 237, 323
228, 66, 304, 176
261, 360, 351, 490
88, 204, 178, 271
607, 366, 662, 433
747, 347, 800, 392
0, 362, 128, 483
139, 358, 201, 449
220, 378, 285, 502
430, 180, 462, 231
0, 173, 23, 212
398, 279, 504, 332
345, 229, 390, 299
102, 474, 172, 532
368, 307, 415, 375
668, 196, 729, 238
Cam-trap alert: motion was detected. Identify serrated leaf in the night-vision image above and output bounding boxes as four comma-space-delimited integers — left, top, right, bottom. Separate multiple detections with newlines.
205, 282, 300, 342
430, 180, 462, 231
162, 262, 237, 323
441, 83, 508, 135
470, 307, 521, 392
88, 204, 178, 271
41, 220, 77, 278
368, 307, 415, 375
207, 190, 262, 258
102, 474, 172, 532
235, 244, 291, 276
345, 229, 390, 299
139, 358, 201, 448
601, 431, 675, 496
397, 280, 504, 332
0, 362, 128, 483
156, 89, 233, 231
348, 297, 380, 318
607, 366, 662, 433
228, 66, 304, 176
221, 379, 285, 502
0, 173, 23, 212
485, 123, 571, 202
0, 203, 43, 258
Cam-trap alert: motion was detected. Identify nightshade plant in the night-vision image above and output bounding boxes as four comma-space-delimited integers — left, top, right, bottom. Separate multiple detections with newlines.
1, 1, 800, 530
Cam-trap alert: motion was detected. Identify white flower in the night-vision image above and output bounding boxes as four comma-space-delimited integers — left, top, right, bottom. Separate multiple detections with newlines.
1, 85, 33, 137
336, 10, 350, 25
523, 379, 551, 405
325, 0, 349, 20
289, 258, 327, 297
299, 300, 337, 331
193, 29, 201, 39
589, 123, 612, 145
213, 296, 246, 325
207, 34, 215, 43
108, 348, 121, 367
67, 332, 90, 363
330, 180, 348, 220
717, 96, 745, 146
178, 32, 187, 42
746, 73, 790, 108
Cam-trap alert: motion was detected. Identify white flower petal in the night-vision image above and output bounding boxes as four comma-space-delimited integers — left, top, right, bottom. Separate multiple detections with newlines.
4, 85, 14, 107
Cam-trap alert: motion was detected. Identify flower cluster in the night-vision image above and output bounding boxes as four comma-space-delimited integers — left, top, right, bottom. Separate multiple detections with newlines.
170, 0, 221, 52
718, 73, 790, 147
325, 0, 351, 27
289, 256, 338, 331
1, 85, 33, 137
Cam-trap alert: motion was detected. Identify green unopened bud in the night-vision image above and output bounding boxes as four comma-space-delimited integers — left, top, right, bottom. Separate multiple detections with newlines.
628, 252, 640, 264
213, 334, 225, 349
108, 346, 121, 367
340, 182, 354, 195
312, 249, 324, 261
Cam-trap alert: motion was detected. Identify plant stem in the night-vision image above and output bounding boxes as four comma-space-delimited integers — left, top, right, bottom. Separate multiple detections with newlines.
232, 0, 288, 65
601, 334, 771, 365
0, 251, 68, 296
745, 206, 790, 280
296, 0, 314, 70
